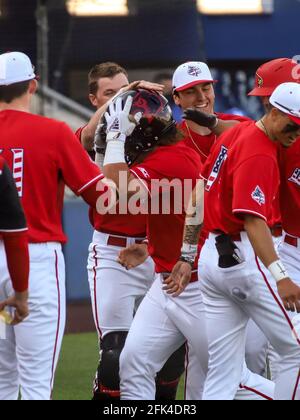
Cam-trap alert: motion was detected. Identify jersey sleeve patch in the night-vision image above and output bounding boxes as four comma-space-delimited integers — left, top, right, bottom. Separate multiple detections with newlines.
251, 186, 266, 206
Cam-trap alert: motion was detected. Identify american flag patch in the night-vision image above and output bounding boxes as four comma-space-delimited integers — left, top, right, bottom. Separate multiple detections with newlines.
288, 168, 300, 187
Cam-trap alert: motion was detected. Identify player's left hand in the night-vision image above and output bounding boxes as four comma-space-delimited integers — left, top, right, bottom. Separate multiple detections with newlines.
105, 96, 142, 142
0, 291, 29, 325
118, 243, 149, 270
163, 261, 192, 297
183, 108, 218, 130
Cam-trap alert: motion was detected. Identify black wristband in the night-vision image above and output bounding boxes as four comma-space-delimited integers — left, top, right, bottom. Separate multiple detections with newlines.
179, 256, 195, 269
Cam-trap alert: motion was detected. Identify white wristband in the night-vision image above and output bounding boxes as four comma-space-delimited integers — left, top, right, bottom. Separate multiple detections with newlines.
268, 260, 289, 283
181, 243, 198, 259
103, 141, 126, 166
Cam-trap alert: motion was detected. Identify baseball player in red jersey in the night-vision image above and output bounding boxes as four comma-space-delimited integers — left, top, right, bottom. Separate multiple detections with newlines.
101, 89, 275, 401
0, 157, 29, 326
248, 57, 300, 379
0, 52, 105, 400
171, 61, 269, 396
173, 83, 300, 400
248, 58, 300, 241
77, 63, 186, 400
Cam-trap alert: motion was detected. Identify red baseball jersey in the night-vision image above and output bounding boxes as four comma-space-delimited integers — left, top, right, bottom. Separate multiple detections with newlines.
75, 126, 147, 237
202, 121, 280, 235
279, 140, 300, 237
130, 142, 201, 273
0, 110, 103, 243
181, 113, 251, 250
179, 113, 250, 165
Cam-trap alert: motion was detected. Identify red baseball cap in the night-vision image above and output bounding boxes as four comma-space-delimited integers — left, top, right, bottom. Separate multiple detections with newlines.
248, 58, 300, 97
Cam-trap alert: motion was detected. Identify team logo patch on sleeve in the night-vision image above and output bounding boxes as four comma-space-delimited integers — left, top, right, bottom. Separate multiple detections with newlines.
251, 186, 265, 206
288, 168, 300, 186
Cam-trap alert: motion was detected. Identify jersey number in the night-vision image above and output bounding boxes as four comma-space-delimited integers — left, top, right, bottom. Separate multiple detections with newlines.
0, 149, 24, 197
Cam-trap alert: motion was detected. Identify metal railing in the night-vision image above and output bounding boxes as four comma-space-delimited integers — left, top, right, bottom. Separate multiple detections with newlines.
37, 85, 93, 120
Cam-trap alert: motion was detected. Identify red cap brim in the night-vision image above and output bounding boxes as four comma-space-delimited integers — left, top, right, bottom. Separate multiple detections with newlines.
175, 79, 218, 92
288, 114, 300, 126
248, 87, 273, 97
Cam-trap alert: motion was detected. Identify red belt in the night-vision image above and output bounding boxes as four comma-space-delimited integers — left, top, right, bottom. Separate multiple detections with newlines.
107, 235, 145, 248
270, 225, 283, 238
284, 234, 298, 248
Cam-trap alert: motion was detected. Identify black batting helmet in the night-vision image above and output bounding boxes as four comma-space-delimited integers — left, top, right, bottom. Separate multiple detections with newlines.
104, 89, 176, 166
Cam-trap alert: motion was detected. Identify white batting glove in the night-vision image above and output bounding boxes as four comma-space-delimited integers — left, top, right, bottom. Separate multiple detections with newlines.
105, 96, 142, 143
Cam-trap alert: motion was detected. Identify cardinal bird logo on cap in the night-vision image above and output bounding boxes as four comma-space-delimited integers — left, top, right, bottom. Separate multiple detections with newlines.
257, 74, 264, 88
188, 65, 202, 77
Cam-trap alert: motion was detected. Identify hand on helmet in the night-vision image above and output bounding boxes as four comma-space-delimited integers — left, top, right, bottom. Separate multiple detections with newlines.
183, 108, 218, 130
105, 96, 143, 143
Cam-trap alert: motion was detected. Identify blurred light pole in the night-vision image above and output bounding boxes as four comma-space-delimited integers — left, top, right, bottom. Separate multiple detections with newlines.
36, 0, 49, 115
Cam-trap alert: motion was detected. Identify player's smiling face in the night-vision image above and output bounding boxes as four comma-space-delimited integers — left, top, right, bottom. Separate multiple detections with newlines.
174, 83, 215, 115
89, 73, 129, 108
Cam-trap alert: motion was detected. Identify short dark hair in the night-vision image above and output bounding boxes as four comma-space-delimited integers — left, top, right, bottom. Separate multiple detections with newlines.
88, 62, 128, 95
153, 72, 173, 84
0, 80, 31, 103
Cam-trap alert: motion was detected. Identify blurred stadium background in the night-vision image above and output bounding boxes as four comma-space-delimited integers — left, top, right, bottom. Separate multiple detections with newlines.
1, 0, 299, 398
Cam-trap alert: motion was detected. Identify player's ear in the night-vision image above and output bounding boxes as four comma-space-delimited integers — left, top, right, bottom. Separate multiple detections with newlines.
173, 92, 181, 107
29, 79, 38, 95
89, 94, 98, 107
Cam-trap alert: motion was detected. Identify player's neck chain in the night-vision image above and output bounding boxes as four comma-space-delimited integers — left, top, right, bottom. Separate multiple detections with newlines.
259, 119, 272, 140
184, 121, 215, 160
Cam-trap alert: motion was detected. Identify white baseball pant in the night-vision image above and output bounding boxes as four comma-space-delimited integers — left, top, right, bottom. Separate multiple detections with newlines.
268, 235, 300, 381
199, 232, 300, 400
87, 231, 155, 339
120, 274, 274, 400
0, 242, 65, 400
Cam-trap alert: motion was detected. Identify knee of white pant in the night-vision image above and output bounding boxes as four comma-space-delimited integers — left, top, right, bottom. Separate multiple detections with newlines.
120, 340, 157, 383
20, 385, 51, 401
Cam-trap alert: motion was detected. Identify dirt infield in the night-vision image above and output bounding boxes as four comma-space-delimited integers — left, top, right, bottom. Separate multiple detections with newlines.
65, 301, 95, 334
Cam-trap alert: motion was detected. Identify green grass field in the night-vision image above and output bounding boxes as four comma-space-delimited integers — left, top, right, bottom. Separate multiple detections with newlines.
53, 333, 184, 401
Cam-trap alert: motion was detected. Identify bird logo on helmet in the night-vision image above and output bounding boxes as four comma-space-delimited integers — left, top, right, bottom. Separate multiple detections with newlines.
115, 89, 176, 166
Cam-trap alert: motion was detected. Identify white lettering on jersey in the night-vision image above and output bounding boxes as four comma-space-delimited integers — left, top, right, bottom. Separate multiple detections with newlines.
288, 168, 300, 187
0, 149, 25, 197
205, 145, 228, 192
251, 186, 265, 206
137, 167, 150, 179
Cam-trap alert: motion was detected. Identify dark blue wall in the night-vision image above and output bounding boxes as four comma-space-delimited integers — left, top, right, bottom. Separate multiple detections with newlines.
203, 0, 300, 61
63, 200, 93, 301
1, 0, 299, 73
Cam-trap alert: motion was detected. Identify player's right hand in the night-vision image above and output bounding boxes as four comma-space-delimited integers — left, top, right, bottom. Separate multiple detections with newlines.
277, 279, 300, 313
164, 261, 192, 297
0, 291, 29, 325
121, 81, 164, 95
118, 244, 149, 270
